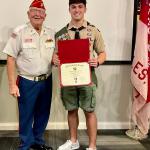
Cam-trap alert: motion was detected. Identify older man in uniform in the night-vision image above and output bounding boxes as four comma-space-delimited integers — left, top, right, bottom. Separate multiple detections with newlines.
52, 0, 106, 150
3, 0, 54, 150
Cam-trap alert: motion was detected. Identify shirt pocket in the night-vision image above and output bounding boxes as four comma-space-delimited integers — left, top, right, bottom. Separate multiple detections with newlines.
22, 43, 37, 59
45, 41, 55, 49
45, 42, 55, 59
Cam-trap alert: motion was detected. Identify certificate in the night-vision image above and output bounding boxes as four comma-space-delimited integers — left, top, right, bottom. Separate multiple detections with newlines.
58, 39, 91, 87
60, 62, 91, 86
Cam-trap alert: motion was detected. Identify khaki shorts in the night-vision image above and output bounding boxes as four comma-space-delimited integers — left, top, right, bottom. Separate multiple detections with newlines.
61, 84, 96, 112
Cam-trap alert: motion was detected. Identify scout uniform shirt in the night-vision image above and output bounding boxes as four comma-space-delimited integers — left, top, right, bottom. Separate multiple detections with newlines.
55, 20, 105, 85
55, 20, 105, 59
3, 22, 55, 76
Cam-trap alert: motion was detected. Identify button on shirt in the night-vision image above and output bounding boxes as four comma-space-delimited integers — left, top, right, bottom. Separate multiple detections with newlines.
67, 20, 105, 59
3, 23, 55, 76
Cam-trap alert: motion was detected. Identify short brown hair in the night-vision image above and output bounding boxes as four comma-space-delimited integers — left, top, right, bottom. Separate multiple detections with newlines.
69, 0, 87, 6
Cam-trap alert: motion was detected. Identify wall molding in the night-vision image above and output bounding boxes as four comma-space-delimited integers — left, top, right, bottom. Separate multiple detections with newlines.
0, 122, 132, 130
0, 60, 132, 65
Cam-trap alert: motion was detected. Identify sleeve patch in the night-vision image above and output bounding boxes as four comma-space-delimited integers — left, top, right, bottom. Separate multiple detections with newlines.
11, 33, 17, 39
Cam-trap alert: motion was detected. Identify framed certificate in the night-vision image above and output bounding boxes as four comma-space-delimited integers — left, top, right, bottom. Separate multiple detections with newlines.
58, 39, 91, 87
60, 62, 91, 86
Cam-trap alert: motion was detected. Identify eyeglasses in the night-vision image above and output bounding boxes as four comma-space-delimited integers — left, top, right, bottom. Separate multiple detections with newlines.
29, 8, 46, 15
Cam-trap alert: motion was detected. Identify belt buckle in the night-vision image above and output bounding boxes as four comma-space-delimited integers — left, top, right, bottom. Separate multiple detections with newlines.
38, 74, 47, 81
33, 74, 48, 81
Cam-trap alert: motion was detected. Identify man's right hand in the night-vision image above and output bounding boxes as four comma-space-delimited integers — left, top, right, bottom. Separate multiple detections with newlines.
9, 84, 20, 98
52, 53, 60, 66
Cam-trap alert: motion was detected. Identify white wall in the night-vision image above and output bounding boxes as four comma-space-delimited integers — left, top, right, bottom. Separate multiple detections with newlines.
0, 65, 132, 130
0, 0, 134, 129
0, 0, 134, 61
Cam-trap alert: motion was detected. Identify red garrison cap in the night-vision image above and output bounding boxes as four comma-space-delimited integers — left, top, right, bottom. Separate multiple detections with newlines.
29, 0, 45, 10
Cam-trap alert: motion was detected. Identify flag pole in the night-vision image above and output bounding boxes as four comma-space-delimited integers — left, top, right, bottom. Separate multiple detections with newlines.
131, 0, 138, 62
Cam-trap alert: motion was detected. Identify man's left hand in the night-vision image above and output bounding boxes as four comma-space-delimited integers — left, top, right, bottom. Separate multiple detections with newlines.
88, 58, 99, 68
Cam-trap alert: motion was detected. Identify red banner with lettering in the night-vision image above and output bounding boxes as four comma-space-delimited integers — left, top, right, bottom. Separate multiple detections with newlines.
131, 0, 150, 135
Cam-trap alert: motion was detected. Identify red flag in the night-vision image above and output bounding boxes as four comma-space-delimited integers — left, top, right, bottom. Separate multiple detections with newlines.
131, 0, 150, 135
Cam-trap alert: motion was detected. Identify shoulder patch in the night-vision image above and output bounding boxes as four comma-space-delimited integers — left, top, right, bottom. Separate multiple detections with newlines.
11, 33, 17, 39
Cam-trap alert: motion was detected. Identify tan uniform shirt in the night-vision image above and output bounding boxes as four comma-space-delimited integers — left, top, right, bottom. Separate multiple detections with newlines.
3, 22, 55, 76
67, 20, 105, 59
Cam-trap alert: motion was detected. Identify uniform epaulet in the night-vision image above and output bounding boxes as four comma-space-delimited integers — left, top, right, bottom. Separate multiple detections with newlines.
13, 24, 27, 34
45, 25, 50, 29
87, 22, 101, 32
87, 22, 95, 27
11, 24, 27, 38
89, 24, 95, 27
44, 25, 53, 31
44, 26, 55, 34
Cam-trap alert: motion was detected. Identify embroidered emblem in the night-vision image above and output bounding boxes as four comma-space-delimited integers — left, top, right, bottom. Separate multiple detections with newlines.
45, 39, 53, 43
58, 33, 69, 40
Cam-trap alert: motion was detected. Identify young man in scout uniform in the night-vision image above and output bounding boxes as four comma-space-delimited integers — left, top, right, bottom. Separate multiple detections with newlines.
3, 0, 54, 150
52, 0, 106, 150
